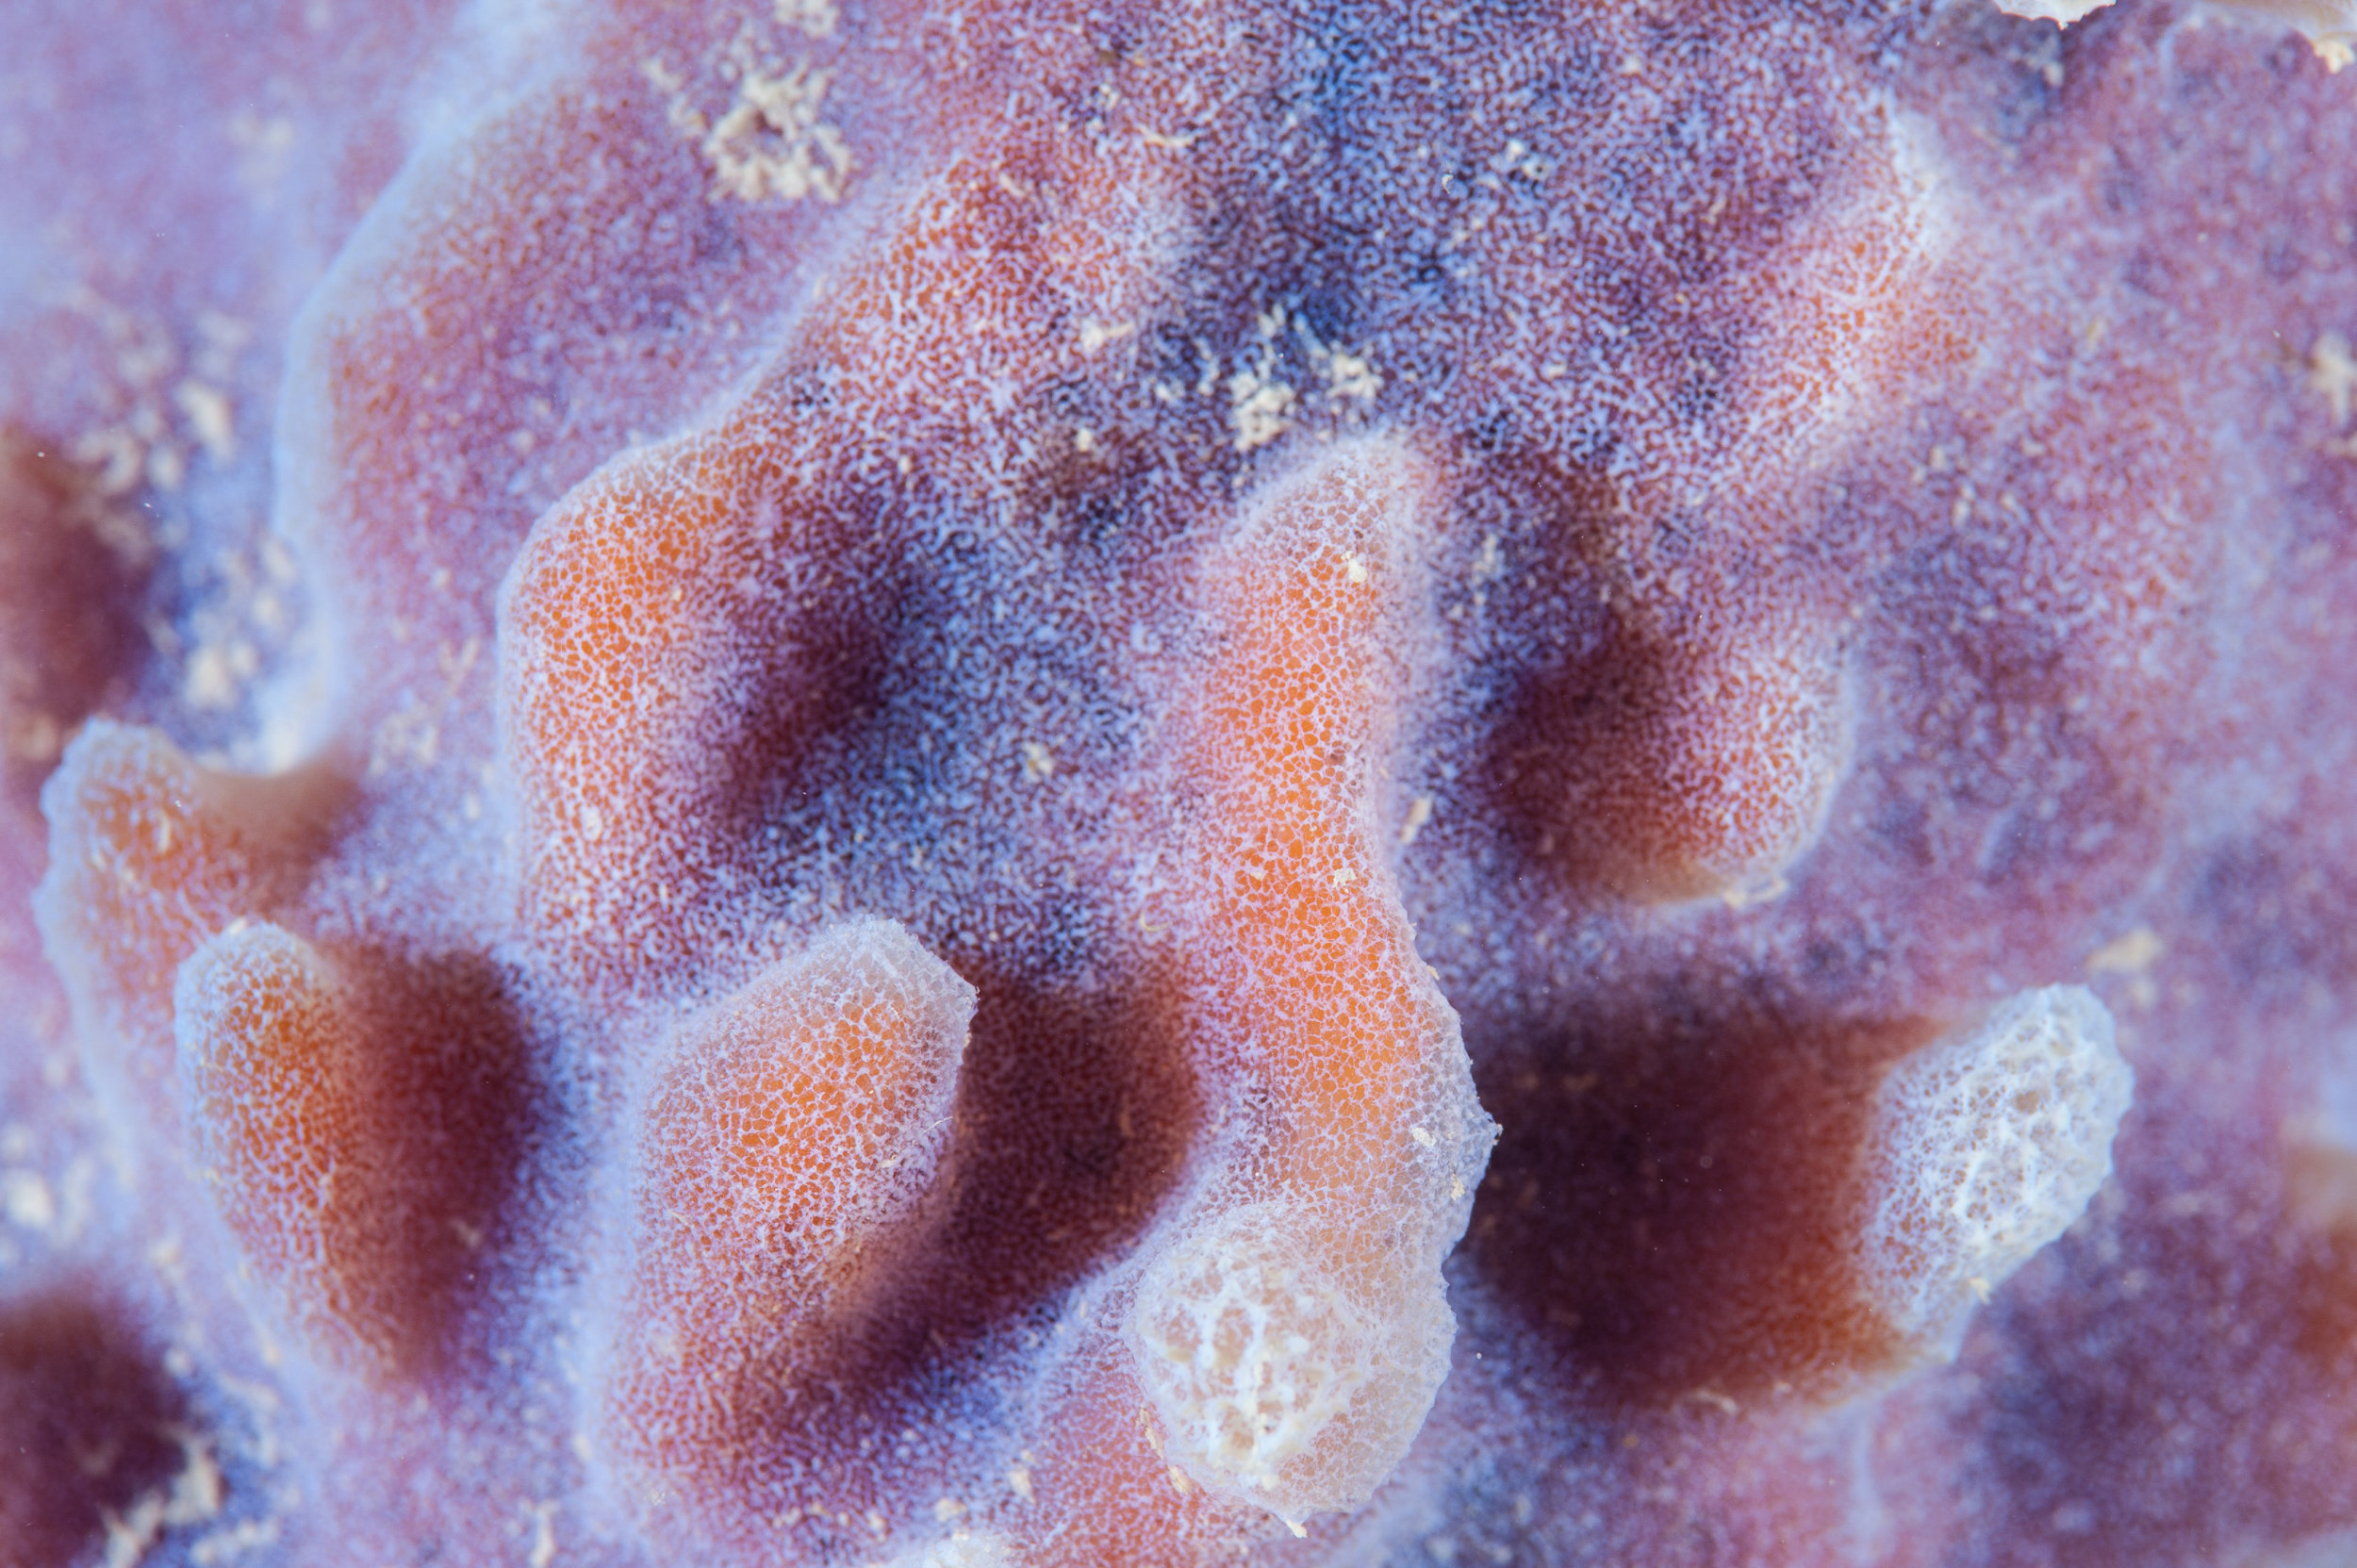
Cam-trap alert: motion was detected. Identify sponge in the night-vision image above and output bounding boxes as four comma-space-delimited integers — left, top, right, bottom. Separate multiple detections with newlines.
1854, 984, 2134, 1357
599, 916, 974, 1518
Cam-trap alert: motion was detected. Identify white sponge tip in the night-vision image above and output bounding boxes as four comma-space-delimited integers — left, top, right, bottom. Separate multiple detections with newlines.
1856, 984, 2134, 1354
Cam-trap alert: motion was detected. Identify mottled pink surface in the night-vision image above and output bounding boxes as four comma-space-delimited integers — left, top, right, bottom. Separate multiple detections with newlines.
5, 0, 2357, 1564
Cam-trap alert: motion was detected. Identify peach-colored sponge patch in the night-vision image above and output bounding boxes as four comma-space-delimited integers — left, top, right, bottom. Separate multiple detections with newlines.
1126, 445, 1493, 1527
599, 916, 974, 1520
175, 924, 375, 1362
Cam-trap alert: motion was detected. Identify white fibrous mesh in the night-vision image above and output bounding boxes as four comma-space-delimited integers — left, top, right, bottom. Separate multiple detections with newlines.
1989, 0, 2116, 23
1126, 1202, 1454, 1525
1132, 1208, 1371, 1494
1991, 0, 2355, 70
1855, 984, 2134, 1351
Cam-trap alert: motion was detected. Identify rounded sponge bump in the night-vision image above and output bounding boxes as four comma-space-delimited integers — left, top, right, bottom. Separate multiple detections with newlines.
1609, 639, 1853, 905
37, 721, 340, 1149
599, 916, 976, 1515
494, 388, 894, 999
173, 921, 381, 1365
1127, 1202, 1453, 1527
1854, 984, 2134, 1356
497, 430, 763, 983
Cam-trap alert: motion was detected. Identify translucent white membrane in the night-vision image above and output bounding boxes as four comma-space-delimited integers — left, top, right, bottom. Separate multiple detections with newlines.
1856, 984, 2134, 1356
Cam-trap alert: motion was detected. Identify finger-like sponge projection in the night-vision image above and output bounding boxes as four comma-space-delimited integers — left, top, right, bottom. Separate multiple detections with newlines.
173, 923, 377, 1364
497, 396, 885, 999
1129, 445, 1495, 1528
1854, 984, 2134, 1359
37, 721, 343, 1150
1129, 1203, 1427, 1514
598, 916, 975, 1524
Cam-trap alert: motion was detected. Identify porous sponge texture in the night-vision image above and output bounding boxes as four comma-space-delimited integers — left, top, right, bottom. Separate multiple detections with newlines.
1128, 1202, 1453, 1521
1855, 984, 2134, 1352
36, 721, 336, 1149
173, 923, 371, 1358
1124, 445, 1492, 1524
496, 421, 843, 991
1537, 629, 1854, 904
600, 916, 974, 1513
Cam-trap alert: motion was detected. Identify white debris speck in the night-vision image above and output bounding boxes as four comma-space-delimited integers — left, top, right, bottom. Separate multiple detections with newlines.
775, 0, 838, 37
102, 1430, 223, 1568
173, 382, 236, 462
1471, 533, 1506, 586
1228, 363, 1296, 454
1078, 319, 1137, 356
704, 62, 852, 203
190, 1517, 281, 1564
183, 644, 240, 711
2312, 331, 2357, 428
2, 1170, 54, 1230
650, 38, 851, 206
2085, 928, 2164, 976
1310, 341, 1382, 408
